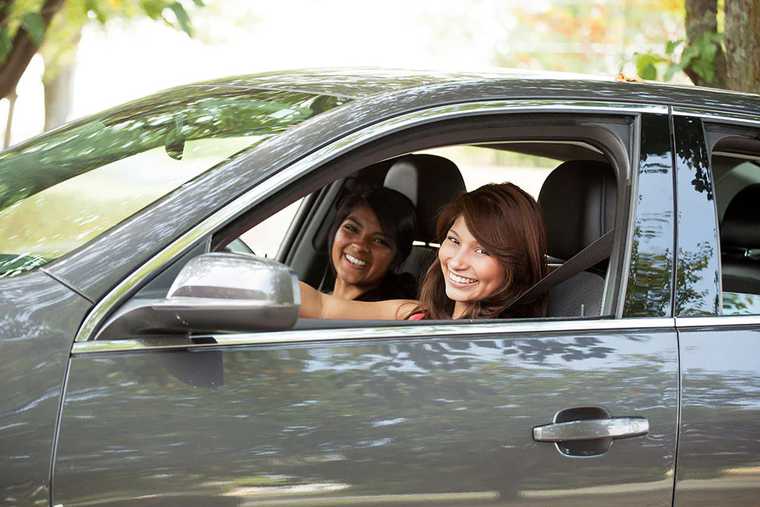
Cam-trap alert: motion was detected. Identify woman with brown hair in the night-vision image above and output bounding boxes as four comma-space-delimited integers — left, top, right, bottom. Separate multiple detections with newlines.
299, 182, 548, 320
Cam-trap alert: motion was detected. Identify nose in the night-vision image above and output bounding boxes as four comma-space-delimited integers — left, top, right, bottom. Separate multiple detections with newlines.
448, 247, 470, 270
352, 235, 371, 253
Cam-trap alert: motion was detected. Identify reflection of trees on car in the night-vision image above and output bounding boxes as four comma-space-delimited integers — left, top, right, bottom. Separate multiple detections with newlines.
59, 334, 676, 502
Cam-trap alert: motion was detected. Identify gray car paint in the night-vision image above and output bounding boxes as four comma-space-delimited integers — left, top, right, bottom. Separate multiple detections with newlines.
55, 326, 678, 507
0, 271, 91, 505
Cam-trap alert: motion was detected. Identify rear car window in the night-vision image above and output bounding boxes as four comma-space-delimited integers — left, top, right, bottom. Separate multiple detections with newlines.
710, 140, 760, 315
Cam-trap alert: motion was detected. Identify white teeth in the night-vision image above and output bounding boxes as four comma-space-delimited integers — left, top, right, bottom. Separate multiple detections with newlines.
449, 272, 477, 285
345, 254, 367, 266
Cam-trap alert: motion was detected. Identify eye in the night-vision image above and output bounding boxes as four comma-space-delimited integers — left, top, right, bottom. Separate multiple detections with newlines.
342, 223, 359, 234
374, 237, 391, 248
475, 247, 490, 256
446, 235, 460, 245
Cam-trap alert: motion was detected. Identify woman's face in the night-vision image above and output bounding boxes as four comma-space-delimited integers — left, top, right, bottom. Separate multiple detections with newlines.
331, 205, 396, 289
438, 215, 506, 313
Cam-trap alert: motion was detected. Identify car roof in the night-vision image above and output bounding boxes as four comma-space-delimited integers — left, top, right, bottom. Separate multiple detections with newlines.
184, 67, 760, 117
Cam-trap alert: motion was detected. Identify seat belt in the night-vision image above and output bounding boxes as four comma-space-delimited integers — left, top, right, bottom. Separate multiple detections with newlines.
505, 229, 616, 311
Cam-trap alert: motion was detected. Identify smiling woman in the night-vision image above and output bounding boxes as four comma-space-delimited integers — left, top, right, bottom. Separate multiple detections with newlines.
299, 181, 548, 320
328, 185, 417, 301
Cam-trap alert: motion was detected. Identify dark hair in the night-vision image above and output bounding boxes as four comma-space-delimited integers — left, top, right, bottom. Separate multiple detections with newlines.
417, 182, 548, 319
328, 185, 417, 272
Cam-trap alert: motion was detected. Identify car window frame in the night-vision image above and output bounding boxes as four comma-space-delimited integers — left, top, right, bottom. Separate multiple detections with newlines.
73, 100, 667, 346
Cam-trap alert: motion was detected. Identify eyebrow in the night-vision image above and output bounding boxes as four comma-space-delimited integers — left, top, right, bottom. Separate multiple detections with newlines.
344, 215, 362, 227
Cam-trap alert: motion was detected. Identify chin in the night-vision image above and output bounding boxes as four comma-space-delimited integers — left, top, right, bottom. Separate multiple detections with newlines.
445, 286, 473, 303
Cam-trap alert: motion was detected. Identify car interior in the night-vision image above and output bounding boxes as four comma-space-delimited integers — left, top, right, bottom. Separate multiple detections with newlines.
708, 126, 760, 315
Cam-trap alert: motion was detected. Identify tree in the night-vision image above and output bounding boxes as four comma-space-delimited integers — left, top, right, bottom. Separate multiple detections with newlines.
634, 0, 760, 93
1, 0, 203, 147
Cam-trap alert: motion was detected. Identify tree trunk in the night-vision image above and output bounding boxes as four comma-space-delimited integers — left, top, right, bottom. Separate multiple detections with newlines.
43, 60, 76, 131
683, 0, 726, 88
42, 28, 82, 131
0, 0, 66, 100
724, 0, 760, 93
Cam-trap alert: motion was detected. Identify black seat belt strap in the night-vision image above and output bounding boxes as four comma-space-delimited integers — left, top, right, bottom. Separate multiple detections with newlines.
506, 229, 615, 310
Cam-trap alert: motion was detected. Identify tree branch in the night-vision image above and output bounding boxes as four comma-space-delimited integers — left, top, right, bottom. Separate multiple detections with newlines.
0, 0, 66, 99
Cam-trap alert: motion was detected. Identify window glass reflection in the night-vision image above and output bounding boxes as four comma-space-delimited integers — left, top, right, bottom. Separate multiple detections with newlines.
0, 88, 349, 278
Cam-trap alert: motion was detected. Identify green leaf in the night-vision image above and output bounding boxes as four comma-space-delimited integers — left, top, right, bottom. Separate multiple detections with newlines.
0, 28, 11, 63
680, 44, 699, 67
634, 52, 663, 80
665, 39, 682, 55
21, 12, 45, 46
692, 58, 715, 83
168, 2, 193, 36
140, 0, 165, 20
191, 0, 205, 6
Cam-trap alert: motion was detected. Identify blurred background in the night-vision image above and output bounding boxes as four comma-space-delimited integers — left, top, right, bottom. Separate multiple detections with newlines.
1, 0, 756, 148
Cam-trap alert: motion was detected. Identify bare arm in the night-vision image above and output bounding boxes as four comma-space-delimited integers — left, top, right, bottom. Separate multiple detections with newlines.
298, 281, 417, 320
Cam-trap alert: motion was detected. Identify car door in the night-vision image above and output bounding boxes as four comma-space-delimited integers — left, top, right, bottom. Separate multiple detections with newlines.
672, 112, 760, 506
52, 103, 679, 507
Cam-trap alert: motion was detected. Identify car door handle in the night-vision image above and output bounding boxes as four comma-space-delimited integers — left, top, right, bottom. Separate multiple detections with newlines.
533, 417, 649, 442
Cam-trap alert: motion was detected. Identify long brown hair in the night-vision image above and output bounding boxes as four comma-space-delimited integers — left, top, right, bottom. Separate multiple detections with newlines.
417, 182, 548, 319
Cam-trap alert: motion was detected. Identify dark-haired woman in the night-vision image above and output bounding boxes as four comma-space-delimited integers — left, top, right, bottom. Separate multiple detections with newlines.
328, 186, 418, 301
301, 182, 548, 320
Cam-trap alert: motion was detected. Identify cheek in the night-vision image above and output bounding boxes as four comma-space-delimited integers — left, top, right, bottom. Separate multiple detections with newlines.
438, 244, 452, 265
480, 258, 507, 288
331, 232, 348, 261
372, 246, 395, 271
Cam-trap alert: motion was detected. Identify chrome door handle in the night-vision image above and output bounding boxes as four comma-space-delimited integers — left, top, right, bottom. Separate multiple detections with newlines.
533, 417, 649, 442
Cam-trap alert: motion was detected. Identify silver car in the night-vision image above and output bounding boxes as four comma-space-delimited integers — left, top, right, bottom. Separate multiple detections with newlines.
2, 70, 760, 506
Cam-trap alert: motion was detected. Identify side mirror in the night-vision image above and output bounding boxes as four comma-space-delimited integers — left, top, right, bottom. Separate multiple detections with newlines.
96, 253, 300, 340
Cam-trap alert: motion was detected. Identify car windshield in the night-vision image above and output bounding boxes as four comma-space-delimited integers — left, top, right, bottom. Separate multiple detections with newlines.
0, 86, 349, 278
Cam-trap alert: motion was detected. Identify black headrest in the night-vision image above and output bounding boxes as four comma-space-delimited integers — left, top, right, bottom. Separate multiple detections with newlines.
722, 183, 760, 249
384, 154, 465, 243
539, 160, 616, 260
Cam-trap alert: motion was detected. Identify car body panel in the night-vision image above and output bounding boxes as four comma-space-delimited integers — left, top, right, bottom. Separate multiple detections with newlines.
0, 271, 91, 505
675, 323, 760, 506
55, 324, 678, 507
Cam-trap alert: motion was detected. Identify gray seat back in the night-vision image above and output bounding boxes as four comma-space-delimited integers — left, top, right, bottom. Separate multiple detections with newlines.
538, 160, 616, 317
385, 154, 466, 284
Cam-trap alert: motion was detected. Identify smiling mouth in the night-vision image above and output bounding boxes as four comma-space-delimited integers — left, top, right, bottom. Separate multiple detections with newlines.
448, 271, 478, 286
344, 253, 368, 267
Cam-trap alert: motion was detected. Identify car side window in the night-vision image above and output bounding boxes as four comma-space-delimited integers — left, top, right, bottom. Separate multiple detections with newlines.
239, 198, 304, 259
709, 129, 760, 315
262, 117, 631, 326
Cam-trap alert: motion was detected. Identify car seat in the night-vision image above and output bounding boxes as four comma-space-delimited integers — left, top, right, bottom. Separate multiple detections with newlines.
383, 154, 466, 285
721, 183, 760, 295
538, 160, 617, 317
